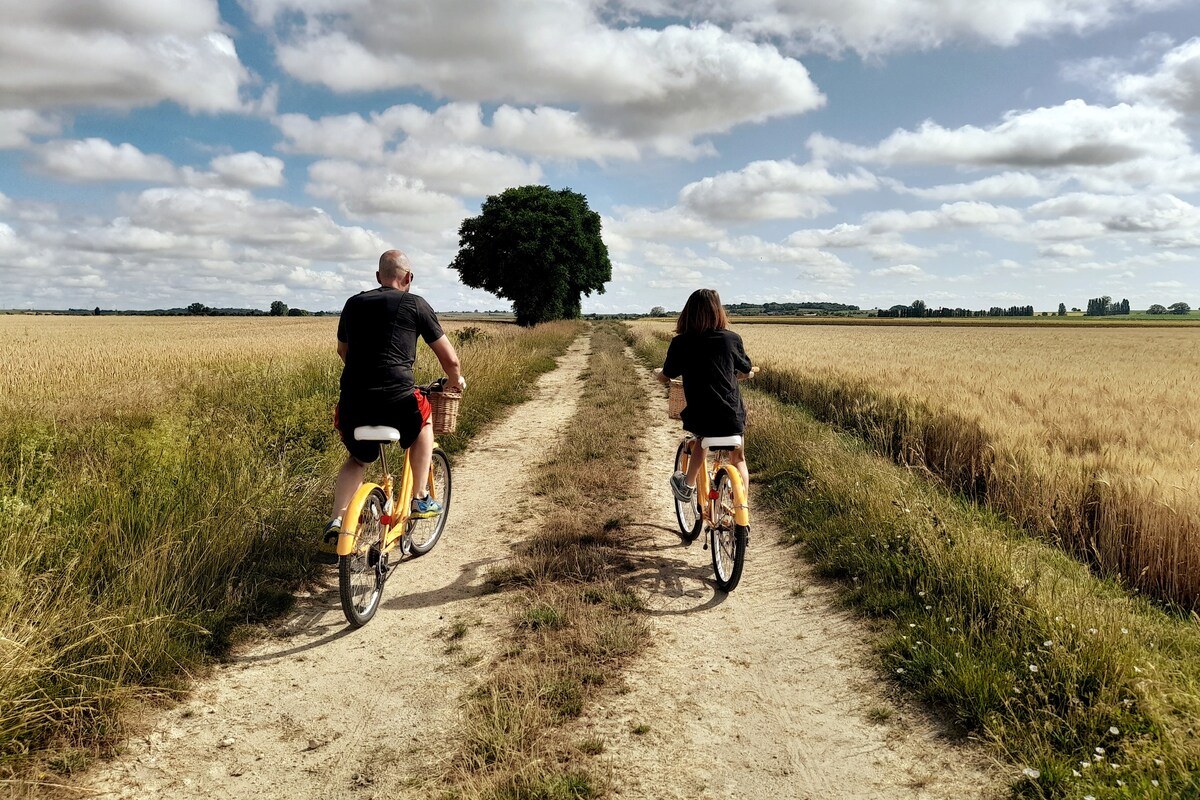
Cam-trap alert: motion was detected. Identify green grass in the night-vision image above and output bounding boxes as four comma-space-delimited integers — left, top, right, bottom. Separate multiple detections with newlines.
0, 320, 581, 788
629, 324, 1200, 798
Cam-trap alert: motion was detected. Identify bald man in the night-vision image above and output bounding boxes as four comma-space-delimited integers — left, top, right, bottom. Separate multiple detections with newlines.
322, 249, 464, 559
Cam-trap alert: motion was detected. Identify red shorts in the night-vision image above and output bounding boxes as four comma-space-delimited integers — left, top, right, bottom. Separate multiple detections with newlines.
334, 389, 431, 463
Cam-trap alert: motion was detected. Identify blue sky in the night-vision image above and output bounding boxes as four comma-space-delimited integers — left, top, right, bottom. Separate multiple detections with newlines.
1, 0, 1199, 313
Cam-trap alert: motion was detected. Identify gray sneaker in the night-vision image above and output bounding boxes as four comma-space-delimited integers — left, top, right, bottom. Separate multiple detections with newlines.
670, 471, 696, 503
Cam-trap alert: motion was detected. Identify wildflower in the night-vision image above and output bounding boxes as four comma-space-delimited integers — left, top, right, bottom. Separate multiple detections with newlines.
1117, 780, 1125, 787
1043, 640, 1053, 647
918, 591, 925, 597
925, 605, 932, 610
1109, 726, 1119, 735
1152, 780, 1160, 787
1121, 627, 1128, 634
896, 668, 905, 674
1055, 615, 1063, 622
1134, 666, 1143, 674
945, 617, 951, 622
1095, 747, 1105, 755
1154, 759, 1164, 767
1084, 795, 1095, 800
1079, 762, 1090, 770
1022, 768, 1040, 779
1092, 754, 1103, 762
1072, 770, 1081, 777
909, 623, 916, 628
1089, 627, 1098, 635
1028, 664, 1038, 673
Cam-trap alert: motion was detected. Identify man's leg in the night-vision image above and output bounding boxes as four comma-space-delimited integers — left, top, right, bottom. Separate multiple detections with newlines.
408, 421, 434, 501
333, 456, 367, 520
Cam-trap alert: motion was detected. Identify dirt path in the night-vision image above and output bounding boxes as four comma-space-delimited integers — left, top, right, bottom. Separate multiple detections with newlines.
82, 333, 1001, 800
81, 336, 593, 800
566, 358, 1003, 799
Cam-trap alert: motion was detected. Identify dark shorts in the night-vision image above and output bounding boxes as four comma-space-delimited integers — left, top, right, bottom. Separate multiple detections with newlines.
334, 390, 431, 463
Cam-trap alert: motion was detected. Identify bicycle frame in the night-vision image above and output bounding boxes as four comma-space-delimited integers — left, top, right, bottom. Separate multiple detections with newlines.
335, 438, 441, 557
681, 436, 750, 528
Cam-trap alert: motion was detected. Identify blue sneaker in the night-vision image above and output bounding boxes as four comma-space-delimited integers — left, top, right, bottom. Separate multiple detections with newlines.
410, 494, 443, 519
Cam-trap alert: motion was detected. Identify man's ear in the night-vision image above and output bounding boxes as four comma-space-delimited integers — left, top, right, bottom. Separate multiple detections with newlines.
375, 270, 383, 285
402, 271, 414, 288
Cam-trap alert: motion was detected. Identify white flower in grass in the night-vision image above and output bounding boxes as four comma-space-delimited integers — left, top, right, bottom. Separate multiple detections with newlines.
1079, 762, 1090, 770
1072, 769, 1081, 777
918, 591, 925, 597
1084, 795, 1095, 800
1152, 780, 1160, 787
1095, 747, 1105, 755
1028, 664, 1038, 673
1154, 759, 1164, 766
925, 605, 932, 610
1134, 666, 1143, 674
909, 623, 916, 628
1043, 640, 1053, 647
896, 668, 905, 674
1121, 628, 1128, 634
1117, 780, 1125, 787
1022, 768, 1040, 779
1109, 726, 1119, 735
1093, 754, 1103, 762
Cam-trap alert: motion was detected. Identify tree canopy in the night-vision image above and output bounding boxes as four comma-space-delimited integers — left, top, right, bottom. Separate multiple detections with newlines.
450, 185, 611, 326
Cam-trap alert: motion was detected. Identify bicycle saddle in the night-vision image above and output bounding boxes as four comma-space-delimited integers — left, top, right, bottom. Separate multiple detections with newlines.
701, 435, 743, 450
354, 426, 401, 442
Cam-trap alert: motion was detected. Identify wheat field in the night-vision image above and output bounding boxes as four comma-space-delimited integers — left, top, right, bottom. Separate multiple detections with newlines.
633, 319, 1200, 604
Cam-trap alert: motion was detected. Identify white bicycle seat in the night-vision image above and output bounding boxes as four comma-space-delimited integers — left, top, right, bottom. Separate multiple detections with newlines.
700, 435, 743, 450
354, 426, 401, 442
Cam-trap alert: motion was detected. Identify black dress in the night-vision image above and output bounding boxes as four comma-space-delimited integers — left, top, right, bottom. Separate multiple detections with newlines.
661, 330, 752, 437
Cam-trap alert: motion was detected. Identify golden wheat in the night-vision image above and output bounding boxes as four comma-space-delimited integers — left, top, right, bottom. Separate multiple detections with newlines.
0, 316, 504, 420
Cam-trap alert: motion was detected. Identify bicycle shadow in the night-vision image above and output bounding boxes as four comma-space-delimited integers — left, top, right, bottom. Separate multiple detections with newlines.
618, 522, 729, 615
381, 555, 512, 611
234, 556, 512, 663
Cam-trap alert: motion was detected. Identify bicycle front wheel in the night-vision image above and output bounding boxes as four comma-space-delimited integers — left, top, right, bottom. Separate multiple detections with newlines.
339, 486, 387, 627
407, 447, 451, 556
673, 439, 702, 542
710, 471, 747, 592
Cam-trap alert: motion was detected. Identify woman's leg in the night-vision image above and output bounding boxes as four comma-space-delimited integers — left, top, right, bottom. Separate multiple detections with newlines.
730, 447, 749, 491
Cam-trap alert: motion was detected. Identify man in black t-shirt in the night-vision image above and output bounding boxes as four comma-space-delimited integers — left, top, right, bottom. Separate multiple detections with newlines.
322, 249, 464, 556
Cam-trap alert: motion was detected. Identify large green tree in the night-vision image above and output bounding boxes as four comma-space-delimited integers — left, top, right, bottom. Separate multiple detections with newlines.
450, 185, 611, 326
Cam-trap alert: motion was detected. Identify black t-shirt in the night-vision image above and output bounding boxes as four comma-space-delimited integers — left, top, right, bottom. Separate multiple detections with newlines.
337, 287, 444, 400
662, 329, 752, 437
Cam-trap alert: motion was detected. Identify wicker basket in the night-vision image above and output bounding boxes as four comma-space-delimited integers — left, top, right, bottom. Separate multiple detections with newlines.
429, 390, 462, 434
667, 379, 686, 420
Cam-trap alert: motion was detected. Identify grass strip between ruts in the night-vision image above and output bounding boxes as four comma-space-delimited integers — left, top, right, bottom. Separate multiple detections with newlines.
630, 325, 1200, 800
446, 323, 649, 800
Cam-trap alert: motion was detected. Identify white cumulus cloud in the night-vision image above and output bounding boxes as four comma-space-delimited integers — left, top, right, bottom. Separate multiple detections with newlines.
35, 139, 179, 183
247, 1, 824, 151
0, 1, 251, 113
679, 160, 879, 222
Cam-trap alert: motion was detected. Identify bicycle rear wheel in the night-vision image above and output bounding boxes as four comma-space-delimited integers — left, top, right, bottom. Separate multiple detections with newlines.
339, 486, 387, 627
673, 438, 702, 542
710, 471, 746, 592
406, 447, 451, 556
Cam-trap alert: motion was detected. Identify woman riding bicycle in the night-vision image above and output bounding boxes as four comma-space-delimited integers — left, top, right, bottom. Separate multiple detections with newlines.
656, 288, 754, 503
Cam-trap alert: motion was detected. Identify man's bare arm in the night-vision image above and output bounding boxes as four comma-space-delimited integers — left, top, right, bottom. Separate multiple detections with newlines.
337, 339, 348, 363
428, 335, 464, 391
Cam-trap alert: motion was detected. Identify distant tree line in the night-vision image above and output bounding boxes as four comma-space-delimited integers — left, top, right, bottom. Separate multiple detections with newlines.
724, 301, 860, 315
1084, 296, 1131, 316
1147, 302, 1192, 315
877, 300, 1034, 318
42, 300, 334, 317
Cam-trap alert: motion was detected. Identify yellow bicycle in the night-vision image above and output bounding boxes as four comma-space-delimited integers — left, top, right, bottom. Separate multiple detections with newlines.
336, 383, 453, 628
673, 434, 750, 592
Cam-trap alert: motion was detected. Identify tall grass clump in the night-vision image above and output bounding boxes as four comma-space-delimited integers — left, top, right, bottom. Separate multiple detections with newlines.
448, 324, 648, 799
0, 317, 579, 789
629, 324, 1200, 797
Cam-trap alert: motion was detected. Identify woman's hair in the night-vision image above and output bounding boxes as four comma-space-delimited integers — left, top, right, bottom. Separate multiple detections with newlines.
675, 288, 728, 335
